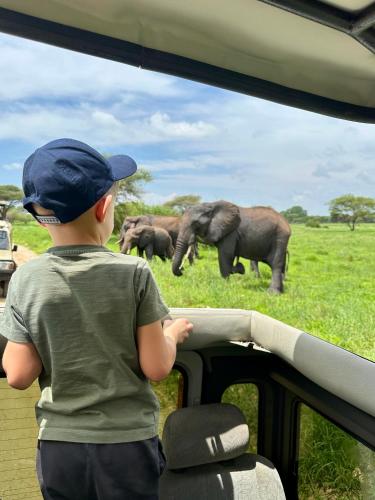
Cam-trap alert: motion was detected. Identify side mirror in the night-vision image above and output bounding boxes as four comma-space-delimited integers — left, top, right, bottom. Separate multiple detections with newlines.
12, 245, 18, 252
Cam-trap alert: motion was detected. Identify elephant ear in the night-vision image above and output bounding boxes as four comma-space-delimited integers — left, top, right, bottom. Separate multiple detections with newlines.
207, 200, 241, 243
136, 225, 154, 244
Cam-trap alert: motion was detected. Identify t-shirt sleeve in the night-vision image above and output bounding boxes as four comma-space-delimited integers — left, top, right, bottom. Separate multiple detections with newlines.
135, 261, 170, 327
0, 272, 32, 343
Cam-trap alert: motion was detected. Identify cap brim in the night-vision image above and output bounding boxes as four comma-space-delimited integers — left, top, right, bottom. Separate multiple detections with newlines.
108, 154, 137, 181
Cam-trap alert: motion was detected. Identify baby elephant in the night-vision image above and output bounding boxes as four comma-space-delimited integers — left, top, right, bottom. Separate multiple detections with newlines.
121, 225, 174, 261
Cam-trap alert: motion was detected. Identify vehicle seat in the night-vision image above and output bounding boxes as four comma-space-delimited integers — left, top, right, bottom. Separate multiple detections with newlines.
159, 403, 286, 499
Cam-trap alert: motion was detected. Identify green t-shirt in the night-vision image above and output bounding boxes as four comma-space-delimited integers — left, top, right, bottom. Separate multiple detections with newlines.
0, 245, 169, 443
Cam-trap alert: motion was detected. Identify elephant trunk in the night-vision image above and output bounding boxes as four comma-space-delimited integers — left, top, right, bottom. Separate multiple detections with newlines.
121, 239, 132, 254
172, 239, 189, 276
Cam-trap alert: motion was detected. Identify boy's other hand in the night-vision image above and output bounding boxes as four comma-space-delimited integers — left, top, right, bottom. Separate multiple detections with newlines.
163, 318, 193, 344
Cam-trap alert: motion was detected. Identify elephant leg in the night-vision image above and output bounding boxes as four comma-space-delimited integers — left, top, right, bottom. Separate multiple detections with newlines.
145, 244, 154, 261
269, 267, 283, 294
251, 260, 261, 278
268, 246, 287, 293
217, 234, 237, 278
232, 257, 245, 274
194, 243, 200, 259
137, 247, 143, 258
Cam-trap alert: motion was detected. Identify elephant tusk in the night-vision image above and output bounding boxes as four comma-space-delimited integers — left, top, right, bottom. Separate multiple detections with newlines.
179, 245, 192, 270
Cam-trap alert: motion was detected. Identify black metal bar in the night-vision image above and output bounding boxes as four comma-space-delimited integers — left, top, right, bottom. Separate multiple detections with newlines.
258, 0, 352, 32
257, 0, 375, 54
351, 3, 375, 34
355, 29, 375, 53
270, 367, 375, 451
0, 6, 375, 123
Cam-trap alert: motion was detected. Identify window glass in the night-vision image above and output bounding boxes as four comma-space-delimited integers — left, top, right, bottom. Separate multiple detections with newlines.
221, 383, 258, 453
0, 230, 10, 250
152, 369, 183, 435
298, 403, 375, 499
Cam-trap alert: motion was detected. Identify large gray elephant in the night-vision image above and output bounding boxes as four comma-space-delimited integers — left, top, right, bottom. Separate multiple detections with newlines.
121, 224, 174, 261
172, 200, 291, 293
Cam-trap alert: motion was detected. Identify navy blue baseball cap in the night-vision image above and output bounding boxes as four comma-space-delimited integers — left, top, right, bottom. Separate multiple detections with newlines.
22, 138, 137, 224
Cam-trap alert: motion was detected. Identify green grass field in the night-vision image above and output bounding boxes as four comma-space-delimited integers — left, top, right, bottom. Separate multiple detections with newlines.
14, 221, 375, 360
7, 221, 375, 499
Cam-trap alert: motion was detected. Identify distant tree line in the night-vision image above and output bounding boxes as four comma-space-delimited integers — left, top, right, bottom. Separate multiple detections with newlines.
1, 171, 374, 232
281, 195, 375, 230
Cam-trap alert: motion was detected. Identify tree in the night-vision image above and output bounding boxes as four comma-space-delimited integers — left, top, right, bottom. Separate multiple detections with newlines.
329, 194, 375, 230
163, 195, 202, 214
117, 168, 153, 202
0, 185, 23, 219
280, 205, 308, 223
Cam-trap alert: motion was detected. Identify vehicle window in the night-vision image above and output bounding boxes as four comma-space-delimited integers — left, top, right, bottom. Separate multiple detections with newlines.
0, 379, 41, 500
298, 403, 375, 499
152, 368, 183, 435
0, 230, 10, 250
221, 383, 258, 453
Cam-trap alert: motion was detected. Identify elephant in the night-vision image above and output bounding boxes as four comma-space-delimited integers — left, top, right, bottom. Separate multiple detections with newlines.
122, 215, 181, 246
172, 200, 291, 294
120, 224, 174, 261
121, 214, 199, 264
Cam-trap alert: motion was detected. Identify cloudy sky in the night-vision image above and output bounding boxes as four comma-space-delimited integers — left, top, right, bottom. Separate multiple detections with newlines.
0, 33, 374, 215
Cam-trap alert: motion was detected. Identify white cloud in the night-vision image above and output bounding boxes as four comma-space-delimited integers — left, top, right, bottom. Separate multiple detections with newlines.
149, 112, 216, 138
142, 192, 178, 205
2, 162, 22, 171
0, 34, 183, 102
0, 105, 216, 146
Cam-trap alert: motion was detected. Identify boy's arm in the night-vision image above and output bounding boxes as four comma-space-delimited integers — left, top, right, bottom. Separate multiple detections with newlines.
2, 341, 43, 390
137, 318, 193, 382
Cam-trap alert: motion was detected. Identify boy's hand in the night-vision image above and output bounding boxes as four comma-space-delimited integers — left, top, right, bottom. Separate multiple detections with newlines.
163, 318, 193, 344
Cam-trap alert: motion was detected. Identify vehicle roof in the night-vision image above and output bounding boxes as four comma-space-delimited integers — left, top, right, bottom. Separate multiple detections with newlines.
0, 0, 374, 122
0, 221, 11, 230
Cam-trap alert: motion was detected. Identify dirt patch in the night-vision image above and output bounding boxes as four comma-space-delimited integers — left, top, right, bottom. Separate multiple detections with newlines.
14, 245, 38, 267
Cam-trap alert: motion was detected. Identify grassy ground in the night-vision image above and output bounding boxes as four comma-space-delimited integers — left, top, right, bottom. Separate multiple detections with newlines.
9, 221, 375, 499
13, 221, 375, 360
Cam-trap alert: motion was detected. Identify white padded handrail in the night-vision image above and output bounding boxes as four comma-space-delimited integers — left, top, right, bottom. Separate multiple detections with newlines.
169, 307, 375, 417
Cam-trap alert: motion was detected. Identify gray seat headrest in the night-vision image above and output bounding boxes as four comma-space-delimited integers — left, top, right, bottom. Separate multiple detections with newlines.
162, 403, 249, 469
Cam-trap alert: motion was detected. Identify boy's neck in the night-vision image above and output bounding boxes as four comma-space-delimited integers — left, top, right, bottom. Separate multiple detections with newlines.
46, 226, 106, 248
50, 234, 104, 247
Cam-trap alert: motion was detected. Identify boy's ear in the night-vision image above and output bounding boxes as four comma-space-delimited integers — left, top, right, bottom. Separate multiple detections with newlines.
95, 194, 113, 222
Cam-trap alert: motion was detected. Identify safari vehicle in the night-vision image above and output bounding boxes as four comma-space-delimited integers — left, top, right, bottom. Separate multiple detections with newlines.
0, 202, 17, 297
0, 1, 374, 499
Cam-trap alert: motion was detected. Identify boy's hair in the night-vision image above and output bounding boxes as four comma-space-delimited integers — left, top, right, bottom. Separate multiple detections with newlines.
22, 138, 135, 225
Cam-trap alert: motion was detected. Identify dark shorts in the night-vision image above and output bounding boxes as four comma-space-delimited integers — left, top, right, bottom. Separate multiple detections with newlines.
36, 437, 166, 500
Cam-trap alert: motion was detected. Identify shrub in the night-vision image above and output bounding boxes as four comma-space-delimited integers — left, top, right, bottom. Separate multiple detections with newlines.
6, 207, 33, 224
306, 218, 321, 228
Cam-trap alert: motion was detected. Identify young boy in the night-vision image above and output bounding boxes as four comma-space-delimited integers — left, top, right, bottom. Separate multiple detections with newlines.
0, 138, 193, 500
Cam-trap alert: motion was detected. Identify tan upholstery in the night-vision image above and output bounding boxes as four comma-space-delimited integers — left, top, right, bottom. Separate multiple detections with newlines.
160, 403, 286, 500
169, 308, 375, 417
162, 403, 249, 469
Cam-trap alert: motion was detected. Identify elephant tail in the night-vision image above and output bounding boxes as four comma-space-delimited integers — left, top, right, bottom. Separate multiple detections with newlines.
167, 240, 174, 259
283, 250, 290, 278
